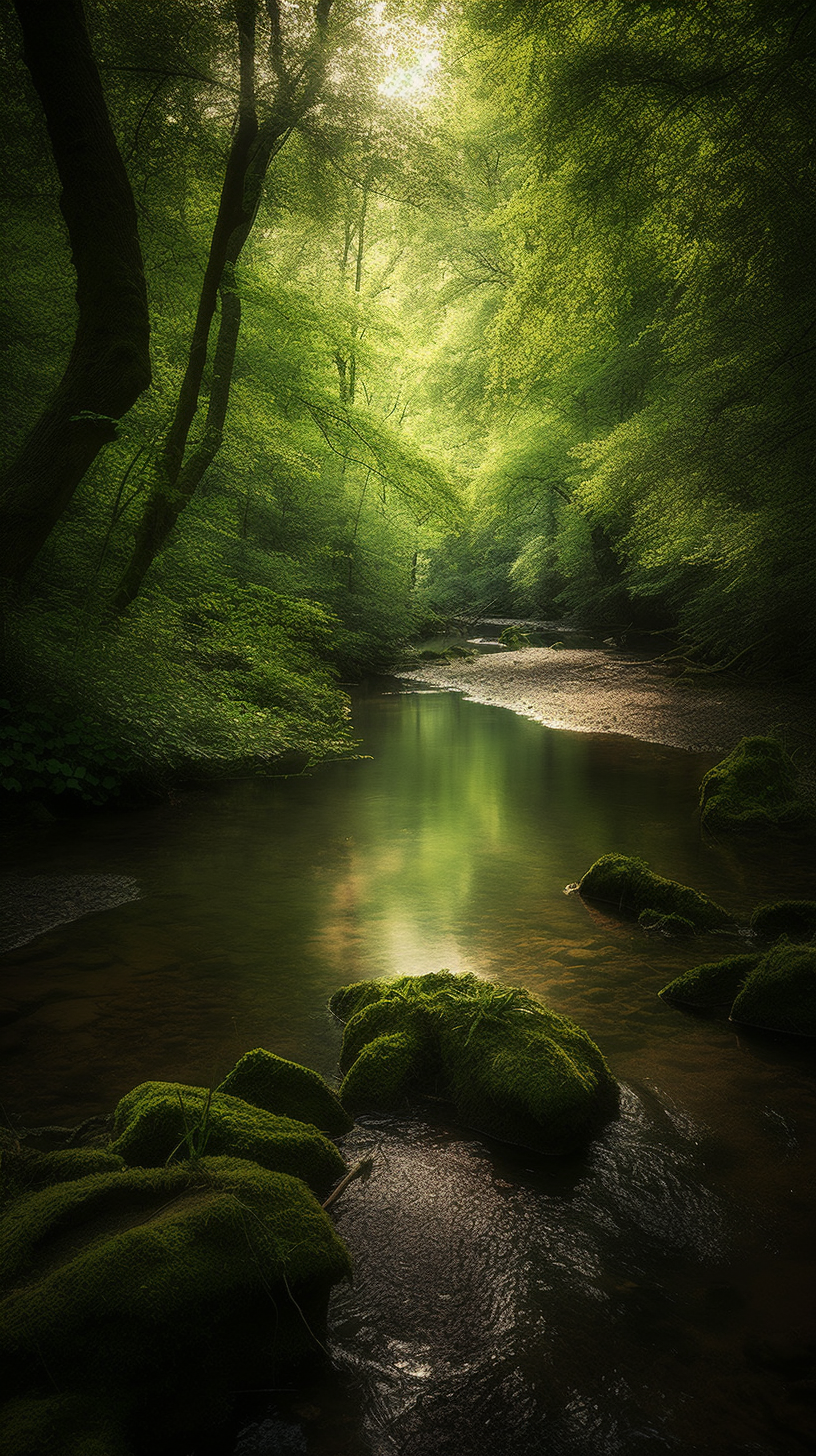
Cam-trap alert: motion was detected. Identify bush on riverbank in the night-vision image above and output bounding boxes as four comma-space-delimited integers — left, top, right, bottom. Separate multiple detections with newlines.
576, 853, 734, 932
330, 971, 619, 1154
699, 737, 808, 834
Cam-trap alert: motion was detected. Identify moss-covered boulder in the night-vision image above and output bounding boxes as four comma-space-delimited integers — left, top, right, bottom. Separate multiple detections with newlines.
699, 737, 808, 833
217, 1048, 352, 1135
330, 971, 618, 1155
659, 954, 760, 1009
638, 908, 695, 937
750, 900, 816, 942
731, 942, 816, 1036
577, 853, 734, 932
111, 1083, 344, 1197
0, 1143, 125, 1207
0, 1157, 350, 1453
0, 1394, 131, 1456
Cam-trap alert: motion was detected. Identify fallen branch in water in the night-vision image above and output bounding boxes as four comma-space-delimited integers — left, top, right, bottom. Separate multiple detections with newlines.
322, 1154, 375, 1211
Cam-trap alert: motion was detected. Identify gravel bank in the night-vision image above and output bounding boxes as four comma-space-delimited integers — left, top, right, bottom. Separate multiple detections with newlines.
0, 874, 140, 953
400, 646, 816, 759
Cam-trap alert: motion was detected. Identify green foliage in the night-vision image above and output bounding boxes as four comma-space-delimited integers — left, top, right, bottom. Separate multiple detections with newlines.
330, 970, 619, 1154
0, 698, 131, 805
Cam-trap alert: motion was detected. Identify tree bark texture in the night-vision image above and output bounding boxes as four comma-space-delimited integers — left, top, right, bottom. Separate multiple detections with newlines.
0, 0, 151, 583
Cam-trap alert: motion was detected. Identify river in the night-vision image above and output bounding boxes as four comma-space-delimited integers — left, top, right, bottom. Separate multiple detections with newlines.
1, 677, 815, 1454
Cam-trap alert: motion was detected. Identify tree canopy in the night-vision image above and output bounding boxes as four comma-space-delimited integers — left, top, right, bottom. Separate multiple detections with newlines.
1, 0, 813, 797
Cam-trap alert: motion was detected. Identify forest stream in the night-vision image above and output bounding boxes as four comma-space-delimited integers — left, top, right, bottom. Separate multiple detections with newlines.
1, 662, 815, 1456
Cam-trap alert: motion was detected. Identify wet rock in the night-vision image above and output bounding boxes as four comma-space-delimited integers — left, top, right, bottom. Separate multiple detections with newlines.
330, 970, 619, 1155
750, 900, 816, 941
577, 853, 734, 932
699, 736, 808, 833
730, 941, 816, 1037
218, 1048, 351, 1135
638, 908, 695, 937
659, 955, 759, 1009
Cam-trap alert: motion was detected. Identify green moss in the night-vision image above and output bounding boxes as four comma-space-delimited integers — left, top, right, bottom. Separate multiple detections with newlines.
638, 908, 695, 937
331, 971, 618, 1155
577, 853, 734, 931
659, 954, 760, 1009
731, 942, 816, 1037
111, 1084, 344, 1197
750, 900, 816, 941
699, 737, 808, 833
0, 1394, 132, 1456
0, 1157, 350, 1447
0, 1144, 125, 1207
217, 1048, 352, 1135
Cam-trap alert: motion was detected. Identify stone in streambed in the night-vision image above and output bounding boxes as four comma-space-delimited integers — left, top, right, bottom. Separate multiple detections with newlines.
330, 970, 618, 1155
218, 1048, 352, 1135
659, 955, 760, 1009
731, 942, 816, 1037
111, 1083, 344, 1197
0, 1157, 350, 1454
699, 737, 808, 833
750, 901, 816, 942
577, 853, 734, 932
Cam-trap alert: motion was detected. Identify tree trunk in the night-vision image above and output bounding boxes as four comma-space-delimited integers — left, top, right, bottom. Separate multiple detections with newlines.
0, 0, 151, 583
111, 0, 335, 612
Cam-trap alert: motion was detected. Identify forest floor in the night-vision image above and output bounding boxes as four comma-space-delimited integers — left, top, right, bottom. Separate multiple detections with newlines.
400, 643, 816, 768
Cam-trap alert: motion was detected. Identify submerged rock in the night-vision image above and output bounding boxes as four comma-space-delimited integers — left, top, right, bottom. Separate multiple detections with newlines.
699, 737, 808, 833
638, 908, 695, 937
659, 955, 760, 1009
731, 942, 816, 1037
0, 1157, 350, 1454
218, 1048, 352, 1135
750, 900, 816, 942
577, 853, 734, 932
111, 1082, 345, 1197
330, 970, 619, 1155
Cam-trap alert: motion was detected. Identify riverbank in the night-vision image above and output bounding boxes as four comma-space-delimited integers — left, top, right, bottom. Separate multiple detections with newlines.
400, 644, 816, 762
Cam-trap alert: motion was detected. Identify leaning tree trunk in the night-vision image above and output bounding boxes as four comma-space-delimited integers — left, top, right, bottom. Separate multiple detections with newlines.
112, 0, 335, 613
0, 0, 151, 584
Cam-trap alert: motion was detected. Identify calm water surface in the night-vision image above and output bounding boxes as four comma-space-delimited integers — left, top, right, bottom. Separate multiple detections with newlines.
1, 681, 815, 1454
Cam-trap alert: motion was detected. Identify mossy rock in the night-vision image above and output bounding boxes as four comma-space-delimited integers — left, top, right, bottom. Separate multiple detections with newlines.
217, 1048, 352, 1135
0, 1145, 125, 1208
111, 1083, 344, 1197
0, 1157, 350, 1450
699, 737, 808, 833
659, 955, 760, 1009
750, 900, 816, 942
577, 853, 733, 932
731, 942, 816, 1037
331, 971, 618, 1155
499, 627, 530, 648
638, 908, 695, 937
0, 1394, 131, 1456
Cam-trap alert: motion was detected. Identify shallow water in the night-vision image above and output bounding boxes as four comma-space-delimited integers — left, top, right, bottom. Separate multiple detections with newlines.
1, 681, 815, 1453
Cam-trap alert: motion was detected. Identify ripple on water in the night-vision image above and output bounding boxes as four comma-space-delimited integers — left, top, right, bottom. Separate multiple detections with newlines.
321, 1088, 736, 1456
